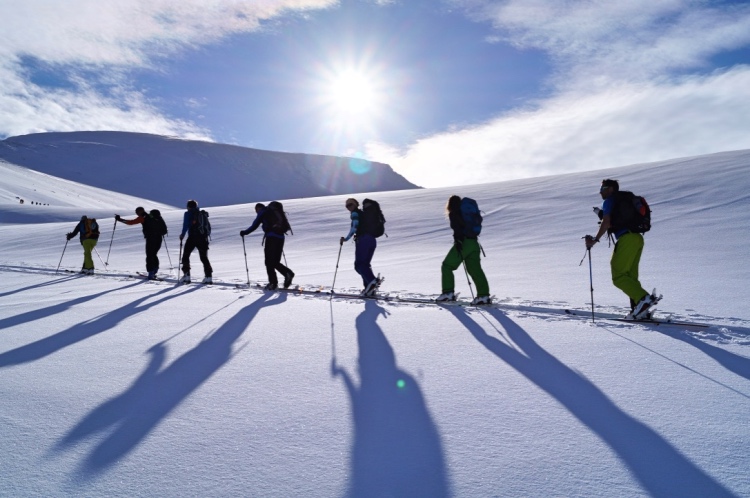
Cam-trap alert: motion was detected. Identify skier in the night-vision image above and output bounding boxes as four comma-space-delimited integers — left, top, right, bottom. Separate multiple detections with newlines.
239, 202, 294, 290
340, 198, 381, 296
436, 195, 491, 305
66, 215, 99, 274
585, 179, 658, 319
115, 207, 167, 280
179, 200, 213, 284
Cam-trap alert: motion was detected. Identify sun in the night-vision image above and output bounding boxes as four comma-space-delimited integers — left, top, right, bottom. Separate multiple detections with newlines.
328, 70, 377, 115
314, 65, 386, 126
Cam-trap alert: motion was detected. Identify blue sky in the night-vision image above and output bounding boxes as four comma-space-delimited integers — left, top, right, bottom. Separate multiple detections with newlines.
2, 0, 750, 187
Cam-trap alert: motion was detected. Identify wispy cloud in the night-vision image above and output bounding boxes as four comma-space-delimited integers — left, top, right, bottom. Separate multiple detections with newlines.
380, 0, 750, 186
0, 0, 336, 139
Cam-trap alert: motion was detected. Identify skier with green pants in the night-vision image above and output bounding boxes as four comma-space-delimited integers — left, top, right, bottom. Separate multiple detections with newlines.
436, 195, 491, 305
66, 215, 100, 274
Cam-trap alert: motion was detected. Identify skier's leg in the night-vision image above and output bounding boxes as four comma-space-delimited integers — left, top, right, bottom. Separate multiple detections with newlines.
354, 235, 376, 286
463, 239, 490, 296
611, 233, 648, 302
441, 245, 462, 292
82, 239, 97, 269
197, 238, 212, 277
182, 237, 196, 275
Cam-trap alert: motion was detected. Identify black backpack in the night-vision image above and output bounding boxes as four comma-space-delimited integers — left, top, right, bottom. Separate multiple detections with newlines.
267, 201, 292, 235
358, 199, 386, 238
610, 191, 651, 234
190, 209, 211, 238
144, 209, 168, 238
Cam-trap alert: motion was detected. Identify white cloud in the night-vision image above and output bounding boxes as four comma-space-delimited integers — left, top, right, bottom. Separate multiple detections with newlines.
0, 0, 337, 138
379, 0, 750, 186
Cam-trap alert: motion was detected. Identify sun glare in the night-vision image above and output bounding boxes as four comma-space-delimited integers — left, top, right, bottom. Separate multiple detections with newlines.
329, 70, 376, 115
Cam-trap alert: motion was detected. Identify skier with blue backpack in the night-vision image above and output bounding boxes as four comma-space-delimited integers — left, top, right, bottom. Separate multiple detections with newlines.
179, 199, 213, 284
436, 195, 491, 305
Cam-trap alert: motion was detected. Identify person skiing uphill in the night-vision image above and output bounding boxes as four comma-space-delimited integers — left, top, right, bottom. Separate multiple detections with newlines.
340, 198, 383, 297
436, 195, 491, 305
585, 179, 658, 320
240, 202, 294, 291
179, 199, 213, 284
66, 215, 99, 274
115, 207, 167, 280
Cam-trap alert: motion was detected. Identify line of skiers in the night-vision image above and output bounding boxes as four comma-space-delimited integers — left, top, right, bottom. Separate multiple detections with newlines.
63, 179, 657, 317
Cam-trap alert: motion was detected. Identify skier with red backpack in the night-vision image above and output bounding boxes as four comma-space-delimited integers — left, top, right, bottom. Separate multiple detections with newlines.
115, 207, 168, 280
585, 179, 659, 320
240, 202, 295, 290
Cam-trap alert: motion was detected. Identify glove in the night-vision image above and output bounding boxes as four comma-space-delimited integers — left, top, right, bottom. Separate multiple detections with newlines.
339, 236, 345, 246
179, 233, 185, 241
240, 230, 248, 237
115, 214, 122, 221
66, 232, 74, 241
584, 235, 598, 249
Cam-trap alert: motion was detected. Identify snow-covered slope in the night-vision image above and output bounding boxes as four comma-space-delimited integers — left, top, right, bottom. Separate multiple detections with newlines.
0, 150, 748, 497
0, 131, 419, 208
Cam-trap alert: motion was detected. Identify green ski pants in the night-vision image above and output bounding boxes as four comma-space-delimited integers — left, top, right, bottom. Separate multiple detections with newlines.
441, 238, 490, 296
611, 232, 648, 303
82, 238, 98, 270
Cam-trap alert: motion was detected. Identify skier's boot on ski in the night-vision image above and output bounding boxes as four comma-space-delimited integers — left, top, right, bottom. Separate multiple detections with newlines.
283, 271, 295, 289
202, 276, 212, 284
471, 295, 492, 306
626, 290, 662, 320
180, 273, 191, 284
436, 291, 456, 302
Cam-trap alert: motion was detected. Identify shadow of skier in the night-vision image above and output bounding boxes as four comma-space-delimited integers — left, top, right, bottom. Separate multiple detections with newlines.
0, 279, 144, 332
0, 283, 193, 368
0, 273, 82, 299
53, 291, 286, 478
332, 299, 451, 497
448, 305, 737, 498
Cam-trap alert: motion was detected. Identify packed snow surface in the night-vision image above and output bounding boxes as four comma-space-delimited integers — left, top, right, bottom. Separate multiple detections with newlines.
1, 147, 749, 496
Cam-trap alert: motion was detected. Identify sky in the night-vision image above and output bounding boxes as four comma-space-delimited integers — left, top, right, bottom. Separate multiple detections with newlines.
2, 0, 750, 187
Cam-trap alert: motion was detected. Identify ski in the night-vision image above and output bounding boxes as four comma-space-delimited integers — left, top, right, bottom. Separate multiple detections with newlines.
136, 272, 164, 282
563, 308, 709, 329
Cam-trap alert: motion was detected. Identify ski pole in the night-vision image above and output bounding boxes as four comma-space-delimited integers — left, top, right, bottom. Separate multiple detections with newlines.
178, 239, 183, 282
93, 246, 107, 270
458, 246, 475, 300
56, 238, 69, 274
105, 218, 117, 266
163, 235, 174, 269
330, 243, 343, 299
242, 236, 250, 285
587, 248, 595, 322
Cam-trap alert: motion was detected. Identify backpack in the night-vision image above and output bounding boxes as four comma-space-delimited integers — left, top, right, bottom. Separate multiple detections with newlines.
84, 217, 99, 238
358, 199, 386, 238
191, 209, 211, 238
267, 201, 292, 235
144, 209, 168, 238
459, 197, 482, 238
610, 191, 651, 234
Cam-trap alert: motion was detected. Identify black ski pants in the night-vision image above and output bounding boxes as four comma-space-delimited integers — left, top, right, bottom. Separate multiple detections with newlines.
145, 235, 162, 273
264, 235, 291, 285
182, 235, 212, 277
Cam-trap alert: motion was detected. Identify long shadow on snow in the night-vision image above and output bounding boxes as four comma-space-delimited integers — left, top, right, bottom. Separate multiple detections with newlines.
0, 284, 198, 368
655, 328, 750, 384
54, 291, 286, 478
332, 299, 451, 498
0, 273, 82, 299
448, 306, 737, 498
0, 279, 143, 332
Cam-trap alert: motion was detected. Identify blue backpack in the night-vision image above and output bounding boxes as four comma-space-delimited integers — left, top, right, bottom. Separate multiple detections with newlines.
460, 197, 482, 238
